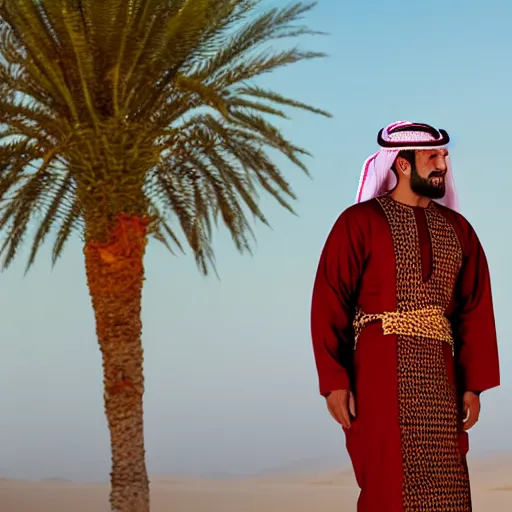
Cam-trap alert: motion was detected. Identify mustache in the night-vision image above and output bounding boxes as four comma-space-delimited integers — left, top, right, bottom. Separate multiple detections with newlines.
429, 171, 446, 178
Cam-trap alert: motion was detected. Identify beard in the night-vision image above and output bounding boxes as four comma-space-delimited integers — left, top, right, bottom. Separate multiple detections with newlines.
410, 167, 446, 199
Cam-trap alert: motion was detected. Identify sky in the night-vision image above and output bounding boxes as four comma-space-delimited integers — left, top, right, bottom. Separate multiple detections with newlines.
0, 0, 511, 482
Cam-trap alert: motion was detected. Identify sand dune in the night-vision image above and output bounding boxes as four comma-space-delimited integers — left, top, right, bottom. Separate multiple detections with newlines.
1, 457, 511, 511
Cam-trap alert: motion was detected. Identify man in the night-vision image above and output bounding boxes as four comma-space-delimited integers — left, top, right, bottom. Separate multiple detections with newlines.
310, 121, 500, 512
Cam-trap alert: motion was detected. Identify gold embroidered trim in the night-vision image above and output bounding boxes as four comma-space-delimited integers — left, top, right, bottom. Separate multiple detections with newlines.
374, 195, 470, 511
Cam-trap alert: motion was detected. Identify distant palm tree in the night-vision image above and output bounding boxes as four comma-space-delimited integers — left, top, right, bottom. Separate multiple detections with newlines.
0, 1, 330, 510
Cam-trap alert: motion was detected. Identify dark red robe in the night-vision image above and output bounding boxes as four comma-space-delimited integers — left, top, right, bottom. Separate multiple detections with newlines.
311, 197, 500, 512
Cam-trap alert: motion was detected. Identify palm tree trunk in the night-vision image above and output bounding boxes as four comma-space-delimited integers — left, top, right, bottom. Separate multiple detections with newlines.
84, 214, 150, 512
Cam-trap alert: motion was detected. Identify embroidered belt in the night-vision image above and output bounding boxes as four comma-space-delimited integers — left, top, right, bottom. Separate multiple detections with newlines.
353, 305, 453, 347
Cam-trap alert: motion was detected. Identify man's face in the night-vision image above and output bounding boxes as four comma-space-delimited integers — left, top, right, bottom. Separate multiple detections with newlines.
409, 149, 449, 199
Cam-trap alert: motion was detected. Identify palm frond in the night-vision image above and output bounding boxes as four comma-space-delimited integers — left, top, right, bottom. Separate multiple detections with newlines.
25, 171, 77, 271
51, 196, 83, 265
237, 84, 332, 117
0, 0, 330, 274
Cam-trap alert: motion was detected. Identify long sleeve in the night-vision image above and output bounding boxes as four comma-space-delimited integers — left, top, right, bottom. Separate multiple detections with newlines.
311, 207, 367, 397
453, 224, 500, 393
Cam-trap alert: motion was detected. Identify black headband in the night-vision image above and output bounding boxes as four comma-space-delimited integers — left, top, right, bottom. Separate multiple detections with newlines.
377, 123, 450, 149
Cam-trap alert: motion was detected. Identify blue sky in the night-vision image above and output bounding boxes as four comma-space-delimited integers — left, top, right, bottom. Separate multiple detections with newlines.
0, 0, 511, 481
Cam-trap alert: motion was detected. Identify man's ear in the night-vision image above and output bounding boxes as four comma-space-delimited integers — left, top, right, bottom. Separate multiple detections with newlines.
395, 156, 411, 176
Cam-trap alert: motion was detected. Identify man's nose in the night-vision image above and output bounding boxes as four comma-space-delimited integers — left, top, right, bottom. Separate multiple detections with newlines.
437, 156, 448, 171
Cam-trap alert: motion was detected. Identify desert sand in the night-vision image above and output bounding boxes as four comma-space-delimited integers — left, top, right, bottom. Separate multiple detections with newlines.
1, 456, 511, 511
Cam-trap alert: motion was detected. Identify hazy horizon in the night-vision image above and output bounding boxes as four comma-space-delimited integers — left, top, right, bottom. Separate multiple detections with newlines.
0, 0, 511, 483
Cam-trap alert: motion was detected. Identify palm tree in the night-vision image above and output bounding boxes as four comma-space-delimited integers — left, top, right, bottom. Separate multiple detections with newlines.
0, 1, 330, 510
